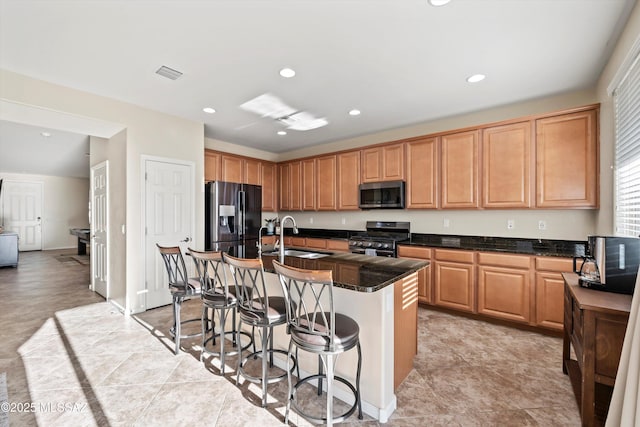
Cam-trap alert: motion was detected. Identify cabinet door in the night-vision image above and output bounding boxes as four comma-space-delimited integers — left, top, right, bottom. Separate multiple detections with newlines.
434, 261, 475, 312
398, 245, 432, 304
361, 147, 382, 183
221, 154, 244, 183
478, 265, 531, 323
383, 143, 405, 180
535, 272, 565, 330
261, 162, 277, 212
482, 122, 532, 208
279, 163, 291, 211
244, 158, 262, 186
302, 158, 316, 211
204, 150, 221, 182
394, 272, 418, 390
406, 137, 438, 209
317, 155, 337, 210
290, 161, 302, 211
337, 151, 360, 210
441, 130, 479, 208
536, 109, 598, 208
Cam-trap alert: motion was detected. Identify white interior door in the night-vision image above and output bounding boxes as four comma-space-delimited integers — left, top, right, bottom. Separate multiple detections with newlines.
91, 161, 109, 298
144, 158, 193, 310
2, 180, 43, 251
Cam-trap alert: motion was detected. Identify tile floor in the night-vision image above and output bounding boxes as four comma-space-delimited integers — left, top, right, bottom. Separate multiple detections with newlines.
0, 249, 581, 426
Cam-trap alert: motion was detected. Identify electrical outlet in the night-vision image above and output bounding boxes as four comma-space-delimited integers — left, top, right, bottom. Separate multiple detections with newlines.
538, 220, 547, 230
309, 217, 314, 224
443, 218, 450, 228
341, 217, 346, 225
507, 219, 515, 229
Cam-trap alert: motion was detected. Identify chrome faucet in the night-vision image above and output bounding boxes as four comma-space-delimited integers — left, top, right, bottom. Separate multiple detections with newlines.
279, 215, 299, 263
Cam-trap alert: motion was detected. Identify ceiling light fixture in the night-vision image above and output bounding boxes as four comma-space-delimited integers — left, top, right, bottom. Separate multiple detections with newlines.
428, 0, 451, 6
466, 74, 486, 83
279, 68, 296, 78
203, 107, 216, 114
40, 132, 51, 137
349, 109, 361, 116
240, 93, 328, 131
277, 131, 287, 136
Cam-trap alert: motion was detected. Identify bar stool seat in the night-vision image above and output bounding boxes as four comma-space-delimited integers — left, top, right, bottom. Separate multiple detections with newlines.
273, 260, 363, 426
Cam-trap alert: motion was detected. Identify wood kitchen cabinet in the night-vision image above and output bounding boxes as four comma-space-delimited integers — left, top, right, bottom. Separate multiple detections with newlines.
261, 162, 277, 212
289, 161, 302, 211
302, 158, 316, 211
394, 272, 419, 390
221, 154, 244, 183
397, 245, 432, 304
477, 252, 532, 324
482, 121, 532, 208
441, 130, 479, 209
204, 150, 221, 182
278, 163, 290, 211
535, 256, 573, 331
337, 150, 361, 210
434, 249, 475, 312
316, 155, 337, 210
536, 108, 598, 208
243, 157, 262, 186
406, 137, 438, 209
361, 142, 405, 183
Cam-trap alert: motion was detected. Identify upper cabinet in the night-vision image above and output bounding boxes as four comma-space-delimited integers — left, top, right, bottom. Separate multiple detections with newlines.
204, 150, 221, 182
482, 122, 532, 208
302, 158, 317, 211
361, 143, 405, 183
261, 162, 277, 212
337, 150, 361, 210
279, 162, 291, 211
289, 161, 302, 211
535, 109, 598, 208
317, 155, 337, 210
406, 137, 438, 209
441, 130, 479, 209
221, 154, 244, 183
243, 158, 262, 186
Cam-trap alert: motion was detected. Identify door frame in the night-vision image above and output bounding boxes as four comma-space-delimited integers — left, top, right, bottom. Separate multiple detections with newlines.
90, 160, 109, 297
140, 155, 196, 312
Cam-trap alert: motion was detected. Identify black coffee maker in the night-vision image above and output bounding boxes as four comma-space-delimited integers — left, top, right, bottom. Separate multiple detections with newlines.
573, 236, 640, 294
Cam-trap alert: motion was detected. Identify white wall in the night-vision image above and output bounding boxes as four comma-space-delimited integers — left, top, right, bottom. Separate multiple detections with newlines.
0, 171, 89, 249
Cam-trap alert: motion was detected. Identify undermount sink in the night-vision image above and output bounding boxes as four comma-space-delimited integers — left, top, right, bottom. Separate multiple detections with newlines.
263, 249, 330, 259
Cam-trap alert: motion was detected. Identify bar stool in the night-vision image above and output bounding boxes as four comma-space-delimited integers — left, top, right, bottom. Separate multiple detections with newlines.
222, 253, 296, 407
273, 260, 362, 426
156, 244, 202, 355
188, 248, 253, 374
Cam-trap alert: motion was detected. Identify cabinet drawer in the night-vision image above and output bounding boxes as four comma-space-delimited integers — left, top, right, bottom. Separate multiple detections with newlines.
536, 257, 574, 272
398, 245, 431, 259
290, 237, 306, 247
327, 239, 349, 252
306, 238, 327, 250
435, 249, 474, 264
478, 252, 531, 269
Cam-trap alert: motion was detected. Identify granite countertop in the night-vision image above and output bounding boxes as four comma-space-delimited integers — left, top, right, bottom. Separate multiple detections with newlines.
260, 251, 428, 293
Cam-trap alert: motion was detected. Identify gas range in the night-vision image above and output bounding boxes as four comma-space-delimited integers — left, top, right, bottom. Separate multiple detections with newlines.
348, 221, 410, 257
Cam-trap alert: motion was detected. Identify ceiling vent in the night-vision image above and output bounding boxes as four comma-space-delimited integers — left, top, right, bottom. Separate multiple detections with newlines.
155, 65, 183, 80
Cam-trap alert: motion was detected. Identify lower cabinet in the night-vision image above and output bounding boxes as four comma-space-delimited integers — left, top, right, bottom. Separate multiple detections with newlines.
477, 253, 532, 324
434, 249, 475, 313
397, 245, 432, 304
394, 272, 418, 390
535, 257, 574, 331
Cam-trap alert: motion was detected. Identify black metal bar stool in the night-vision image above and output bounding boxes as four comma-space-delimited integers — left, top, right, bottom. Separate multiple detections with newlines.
156, 244, 202, 355
273, 260, 362, 426
222, 253, 296, 407
188, 248, 252, 374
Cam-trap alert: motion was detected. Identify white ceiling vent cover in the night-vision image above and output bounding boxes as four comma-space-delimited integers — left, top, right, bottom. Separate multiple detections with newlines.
155, 65, 183, 80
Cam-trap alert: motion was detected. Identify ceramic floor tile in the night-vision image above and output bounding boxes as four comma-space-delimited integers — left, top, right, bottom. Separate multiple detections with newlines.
99, 352, 182, 386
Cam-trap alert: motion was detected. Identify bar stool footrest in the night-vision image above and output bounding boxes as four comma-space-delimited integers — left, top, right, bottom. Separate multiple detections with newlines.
291, 373, 359, 424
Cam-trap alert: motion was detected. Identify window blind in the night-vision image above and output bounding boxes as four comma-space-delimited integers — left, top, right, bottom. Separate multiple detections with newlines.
614, 51, 640, 238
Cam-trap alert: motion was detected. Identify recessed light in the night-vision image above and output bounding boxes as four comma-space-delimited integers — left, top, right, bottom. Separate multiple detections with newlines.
277, 131, 287, 136
40, 132, 51, 137
349, 109, 361, 116
279, 68, 296, 78
466, 74, 486, 83
203, 107, 216, 114
428, 0, 451, 6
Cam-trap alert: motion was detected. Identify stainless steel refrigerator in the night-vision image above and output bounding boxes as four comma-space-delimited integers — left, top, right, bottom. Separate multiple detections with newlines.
205, 181, 262, 258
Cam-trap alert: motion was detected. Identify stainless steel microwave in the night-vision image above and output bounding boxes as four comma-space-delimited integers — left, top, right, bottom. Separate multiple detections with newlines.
359, 180, 405, 209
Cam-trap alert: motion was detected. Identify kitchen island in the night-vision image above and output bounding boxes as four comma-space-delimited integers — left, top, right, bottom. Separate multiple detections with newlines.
258, 251, 428, 422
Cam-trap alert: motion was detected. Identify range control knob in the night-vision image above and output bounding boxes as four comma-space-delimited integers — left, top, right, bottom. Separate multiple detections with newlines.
376, 242, 383, 248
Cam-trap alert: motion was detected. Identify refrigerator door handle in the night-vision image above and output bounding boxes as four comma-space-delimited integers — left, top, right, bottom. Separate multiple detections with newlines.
238, 190, 245, 239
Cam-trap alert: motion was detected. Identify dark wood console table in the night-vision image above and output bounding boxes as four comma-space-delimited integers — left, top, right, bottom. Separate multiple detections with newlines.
69, 228, 90, 255
562, 273, 631, 426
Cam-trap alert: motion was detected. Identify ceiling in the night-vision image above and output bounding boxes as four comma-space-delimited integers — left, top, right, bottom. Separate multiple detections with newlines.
0, 0, 635, 164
